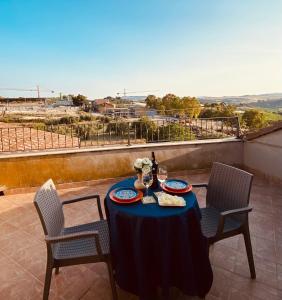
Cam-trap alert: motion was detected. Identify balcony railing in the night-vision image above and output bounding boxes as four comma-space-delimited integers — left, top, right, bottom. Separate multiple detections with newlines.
0, 116, 240, 153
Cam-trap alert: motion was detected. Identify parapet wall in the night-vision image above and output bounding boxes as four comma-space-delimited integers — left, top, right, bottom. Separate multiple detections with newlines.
0, 139, 243, 188
244, 130, 282, 184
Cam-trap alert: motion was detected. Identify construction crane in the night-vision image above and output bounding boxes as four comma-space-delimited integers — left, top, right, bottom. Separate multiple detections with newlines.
0, 86, 55, 99
116, 88, 159, 97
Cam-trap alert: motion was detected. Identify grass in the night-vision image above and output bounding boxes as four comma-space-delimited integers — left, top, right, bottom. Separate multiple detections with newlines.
263, 111, 282, 122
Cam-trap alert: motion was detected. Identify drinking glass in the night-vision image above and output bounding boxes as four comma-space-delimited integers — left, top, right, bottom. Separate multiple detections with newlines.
142, 171, 153, 198
157, 165, 168, 185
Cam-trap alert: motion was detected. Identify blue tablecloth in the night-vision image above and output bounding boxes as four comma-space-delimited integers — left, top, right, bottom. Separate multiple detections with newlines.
105, 177, 213, 299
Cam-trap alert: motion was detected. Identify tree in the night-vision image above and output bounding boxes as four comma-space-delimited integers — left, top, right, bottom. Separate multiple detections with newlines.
199, 103, 236, 118
242, 109, 267, 129
132, 116, 158, 140
162, 94, 180, 114
159, 123, 195, 141
106, 118, 129, 135
146, 94, 202, 117
199, 108, 215, 118
182, 97, 201, 118
104, 96, 115, 101
71, 94, 88, 107
145, 95, 161, 109
221, 104, 236, 117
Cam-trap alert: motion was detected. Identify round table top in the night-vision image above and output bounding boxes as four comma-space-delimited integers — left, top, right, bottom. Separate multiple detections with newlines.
106, 177, 200, 219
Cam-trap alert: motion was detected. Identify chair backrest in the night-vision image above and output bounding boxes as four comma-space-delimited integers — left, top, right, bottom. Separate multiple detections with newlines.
207, 162, 253, 212
34, 179, 64, 237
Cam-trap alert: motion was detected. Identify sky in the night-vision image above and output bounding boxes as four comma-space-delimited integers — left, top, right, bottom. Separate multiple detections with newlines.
0, 0, 282, 99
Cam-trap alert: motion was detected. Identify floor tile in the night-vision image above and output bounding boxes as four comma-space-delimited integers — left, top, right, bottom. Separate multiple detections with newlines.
0, 171, 281, 299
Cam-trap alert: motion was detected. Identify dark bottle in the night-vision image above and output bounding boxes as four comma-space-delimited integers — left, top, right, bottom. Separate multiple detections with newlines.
151, 151, 158, 189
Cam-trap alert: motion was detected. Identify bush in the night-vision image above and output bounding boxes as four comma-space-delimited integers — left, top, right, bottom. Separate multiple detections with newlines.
74, 124, 100, 140
132, 116, 157, 139
44, 116, 79, 125
106, 119, 129, 135
79, 114, 95, 122
242, 109, 267, 129
159, 123, 195, 141
59, 116, 78, 124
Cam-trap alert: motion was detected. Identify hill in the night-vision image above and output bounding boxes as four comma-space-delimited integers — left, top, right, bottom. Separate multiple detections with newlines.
198, 93, 282, 105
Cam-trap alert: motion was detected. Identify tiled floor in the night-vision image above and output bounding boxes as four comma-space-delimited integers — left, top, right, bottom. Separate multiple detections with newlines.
0, 171, 282, 299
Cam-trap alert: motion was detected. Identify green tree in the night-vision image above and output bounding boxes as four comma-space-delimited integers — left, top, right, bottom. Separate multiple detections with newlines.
221, 104, 236, 117
199, 103, 236, 118
132, 116, 157, 140
162, 94, 180, 114
199, 108, 214, 118
71, 94, 88, 107
146, 94, 202, 117
145, 95, 162, 110
106, 119, 129, 135
182, 96, 201, 118
159, 123, 195, 141
74, 124, 101, 141
242, 109, 267, 129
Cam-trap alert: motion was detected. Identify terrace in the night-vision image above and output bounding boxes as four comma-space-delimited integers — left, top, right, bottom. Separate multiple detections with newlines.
0, 171, 282, 300
0, 121, 281, 299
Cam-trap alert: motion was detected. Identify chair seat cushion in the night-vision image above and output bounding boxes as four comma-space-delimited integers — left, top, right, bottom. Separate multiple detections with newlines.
200, 207, 242, 239
54, 220, 110, 260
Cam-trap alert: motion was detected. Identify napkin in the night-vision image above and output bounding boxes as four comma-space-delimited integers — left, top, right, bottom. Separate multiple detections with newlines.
155, 192, 186, 207
142, 196, 156, 204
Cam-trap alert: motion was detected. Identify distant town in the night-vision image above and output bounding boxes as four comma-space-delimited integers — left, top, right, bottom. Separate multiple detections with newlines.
0, 91, 281, 153
0, 91, 281, 122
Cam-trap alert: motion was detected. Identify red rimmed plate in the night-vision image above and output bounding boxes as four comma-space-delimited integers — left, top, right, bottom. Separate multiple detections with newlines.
161, 183, 192, 194
109, 187, 143, 204
163, 179, 189, 192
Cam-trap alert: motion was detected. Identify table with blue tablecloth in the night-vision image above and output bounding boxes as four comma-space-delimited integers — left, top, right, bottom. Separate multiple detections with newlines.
105, 177, 213, 299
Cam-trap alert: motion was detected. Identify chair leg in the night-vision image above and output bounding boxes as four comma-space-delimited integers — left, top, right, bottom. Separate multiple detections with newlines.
55, 267, 59, 275
243, 227, 256, 279
43, 264, 53, 300
106, 260, 118, 300
207, 241, 214, 258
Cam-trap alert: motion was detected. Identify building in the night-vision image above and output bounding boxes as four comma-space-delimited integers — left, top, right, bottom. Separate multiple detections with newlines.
91, 99, 115, 113
105, 107, 130, 117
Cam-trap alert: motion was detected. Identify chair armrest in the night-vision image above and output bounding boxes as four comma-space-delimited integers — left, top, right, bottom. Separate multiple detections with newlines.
62, 194, 104, 220
192, 183, 208, 189
221, 206, 252, 217
215, 206, 252, 237
45, 230, 103, 255
45, 230, 98, 243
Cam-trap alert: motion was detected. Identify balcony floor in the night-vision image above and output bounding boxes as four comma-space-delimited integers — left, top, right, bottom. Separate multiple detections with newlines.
0, 171, 282, 299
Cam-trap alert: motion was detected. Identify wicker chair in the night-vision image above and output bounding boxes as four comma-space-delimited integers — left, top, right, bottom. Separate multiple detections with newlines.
194, 162, 256, 279
33, 179, 117, 300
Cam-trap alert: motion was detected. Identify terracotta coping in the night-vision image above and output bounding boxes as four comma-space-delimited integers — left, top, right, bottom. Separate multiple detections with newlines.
0, 137, 241, 159
244, 120, 282, 141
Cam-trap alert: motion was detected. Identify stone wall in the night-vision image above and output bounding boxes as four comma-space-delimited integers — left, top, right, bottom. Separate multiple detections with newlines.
0, 139, 243, 188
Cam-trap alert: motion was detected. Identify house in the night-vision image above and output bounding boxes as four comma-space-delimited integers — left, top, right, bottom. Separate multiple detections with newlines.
105, 107, 130, 117
92, 99, 115, 113
53, 99, 73, 107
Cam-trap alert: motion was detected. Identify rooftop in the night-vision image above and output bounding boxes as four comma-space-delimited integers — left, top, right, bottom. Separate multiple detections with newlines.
0, 170, 281, 299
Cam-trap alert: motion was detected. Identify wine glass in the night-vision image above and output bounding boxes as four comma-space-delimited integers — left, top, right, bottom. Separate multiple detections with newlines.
142, 171, 153, 199
157, 165, 168, 185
